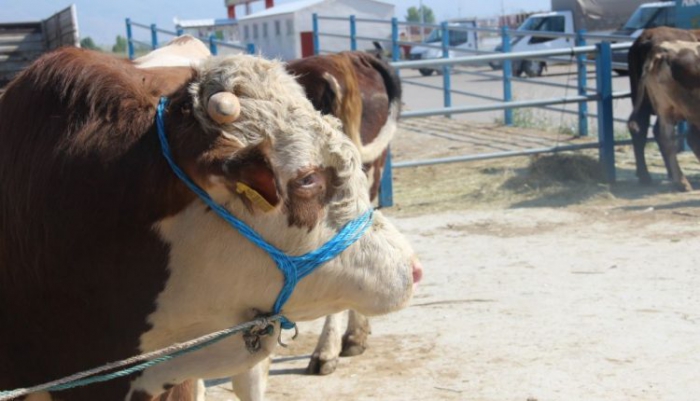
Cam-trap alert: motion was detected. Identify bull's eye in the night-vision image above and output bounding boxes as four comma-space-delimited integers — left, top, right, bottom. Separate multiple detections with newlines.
298, 172, 320, 188
293, 171, 325, 199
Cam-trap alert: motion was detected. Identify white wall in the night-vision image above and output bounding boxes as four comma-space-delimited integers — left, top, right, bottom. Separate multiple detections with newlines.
241, 0, 394, 60
296, 0, 393, 56
240, 14, 297, 59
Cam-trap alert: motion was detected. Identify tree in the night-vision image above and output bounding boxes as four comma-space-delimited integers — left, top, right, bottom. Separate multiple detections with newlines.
406, 5, 435, 24
80, 36, 100, 51
112, 35, 127, 54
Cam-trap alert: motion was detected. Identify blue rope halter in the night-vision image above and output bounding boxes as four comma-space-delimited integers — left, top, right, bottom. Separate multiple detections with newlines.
156, 97, 373, 329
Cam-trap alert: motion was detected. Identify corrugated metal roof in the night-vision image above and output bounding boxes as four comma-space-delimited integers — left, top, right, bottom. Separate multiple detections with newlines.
238, 0, 325, 20
175, 18, 238, 28
238, 0, 393, 21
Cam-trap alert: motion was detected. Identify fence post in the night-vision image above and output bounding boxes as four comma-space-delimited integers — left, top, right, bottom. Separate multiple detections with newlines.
350, 15, 357, 51
150, 23, 158, 50
125, 18, 135, 60
677, 121, 688, 152
596, 42, 616, 183
391, 17, 400, 61
378, 148, 394, 208
209, 34, 218, 56
247, 43, 256, 54
312, 13, 320, 55
576, 29, 588, 136
380, 17, 401, 209
441, 21, 451, 114
501, 26, 513, 126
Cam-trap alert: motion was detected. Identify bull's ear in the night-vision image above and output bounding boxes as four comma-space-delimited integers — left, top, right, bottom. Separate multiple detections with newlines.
226, 144, 280, 213
319, 72, 342, 116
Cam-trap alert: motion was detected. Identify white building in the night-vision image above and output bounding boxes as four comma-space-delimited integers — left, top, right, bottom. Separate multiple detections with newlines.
174, 18, 240, 43
238, 0, 394, 60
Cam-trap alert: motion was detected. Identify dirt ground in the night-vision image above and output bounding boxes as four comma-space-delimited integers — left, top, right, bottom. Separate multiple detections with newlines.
207, 118, 700, 401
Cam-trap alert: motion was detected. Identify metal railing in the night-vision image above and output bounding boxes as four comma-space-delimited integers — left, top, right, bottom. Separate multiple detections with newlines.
313, 14, 634, 208
124, 18, 256, 59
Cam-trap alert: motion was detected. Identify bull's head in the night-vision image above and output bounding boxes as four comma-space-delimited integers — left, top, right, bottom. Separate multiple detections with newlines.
137, 55, 421, 390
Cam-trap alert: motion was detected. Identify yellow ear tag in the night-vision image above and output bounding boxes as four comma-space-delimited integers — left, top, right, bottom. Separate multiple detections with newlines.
235, 182, 275, 212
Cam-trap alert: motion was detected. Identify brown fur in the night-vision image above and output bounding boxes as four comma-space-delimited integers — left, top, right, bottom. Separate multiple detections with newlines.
631, 37, 700, 191
627, 27, 700, 186
0, 48, 274, 401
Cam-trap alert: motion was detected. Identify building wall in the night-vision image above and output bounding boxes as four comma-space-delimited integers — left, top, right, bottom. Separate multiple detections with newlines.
181, 25, 239, 43
240, 14, 296, 59
296, 0, 393, 56
240, 0, 393, 60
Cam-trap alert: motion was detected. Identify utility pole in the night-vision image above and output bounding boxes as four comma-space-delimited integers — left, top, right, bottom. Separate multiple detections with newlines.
419, 0, 425, 41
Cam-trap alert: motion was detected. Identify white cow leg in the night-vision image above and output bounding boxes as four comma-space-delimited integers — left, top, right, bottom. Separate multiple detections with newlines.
195, 379, 206, 401
307, 312, 343, 375
231, 357, 270, 401
341, 310, 371, 357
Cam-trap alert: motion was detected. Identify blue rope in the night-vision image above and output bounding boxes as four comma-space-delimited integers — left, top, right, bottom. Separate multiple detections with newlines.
0, 315, 281, 399
156, 97, 373, 329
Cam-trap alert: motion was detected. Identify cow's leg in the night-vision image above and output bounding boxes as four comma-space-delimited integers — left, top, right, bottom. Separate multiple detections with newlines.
232, 357, 271, 401
307, 312, 343, 375
657, 118, 692, 191
685, 124, 700, 162
652, 120, 675, 179
628, 103, 653, 184
340, 310, 371, 357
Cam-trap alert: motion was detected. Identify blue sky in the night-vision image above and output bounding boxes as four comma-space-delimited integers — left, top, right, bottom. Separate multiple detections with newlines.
0, 0, 549, 46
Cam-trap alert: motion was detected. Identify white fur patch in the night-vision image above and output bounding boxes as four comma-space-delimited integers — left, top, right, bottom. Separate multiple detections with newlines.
134, 35, 211, 69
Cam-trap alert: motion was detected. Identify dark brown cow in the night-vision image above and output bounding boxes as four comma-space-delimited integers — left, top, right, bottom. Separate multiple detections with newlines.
630, 37, 700, 191
627, 27, 700, 188
0, 45, 422, 401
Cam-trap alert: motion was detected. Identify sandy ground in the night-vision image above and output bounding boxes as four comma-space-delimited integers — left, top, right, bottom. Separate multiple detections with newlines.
207, 117, 700, 401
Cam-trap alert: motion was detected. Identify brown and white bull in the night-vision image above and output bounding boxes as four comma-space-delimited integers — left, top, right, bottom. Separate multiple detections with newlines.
627, 27, 700, 188
629, 38, 700, 191
229, 51, 405, 401
0, 42, 422, 401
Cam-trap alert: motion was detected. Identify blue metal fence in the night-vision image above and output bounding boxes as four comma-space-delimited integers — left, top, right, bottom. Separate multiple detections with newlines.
313, 14, 634, 207
124, 18, 256, 60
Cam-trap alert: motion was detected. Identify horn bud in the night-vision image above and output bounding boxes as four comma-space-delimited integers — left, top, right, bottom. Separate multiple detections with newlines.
207, 92, 241, 124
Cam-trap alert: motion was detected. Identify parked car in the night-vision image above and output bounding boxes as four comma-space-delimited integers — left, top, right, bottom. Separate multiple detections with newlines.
408, 19, 478, 76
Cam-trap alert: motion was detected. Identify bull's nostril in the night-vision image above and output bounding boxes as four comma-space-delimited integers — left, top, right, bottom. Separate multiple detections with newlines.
412, 259, 423, 285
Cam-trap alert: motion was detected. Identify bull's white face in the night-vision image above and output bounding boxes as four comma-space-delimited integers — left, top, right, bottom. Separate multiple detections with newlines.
128, 55, 419, 396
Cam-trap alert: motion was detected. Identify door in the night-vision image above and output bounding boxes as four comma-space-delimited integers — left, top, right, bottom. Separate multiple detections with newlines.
300, 31, 314, 58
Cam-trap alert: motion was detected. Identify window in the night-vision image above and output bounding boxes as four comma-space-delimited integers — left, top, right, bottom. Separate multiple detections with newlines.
286, 19, 293, 35
623, 6, 674, 30
253, 24, 258, 39
449, 30, 469, 46
275, 20, 281, 36
263, 22, 268, 38
244, 25, 249, 40
519, 15, 565, 44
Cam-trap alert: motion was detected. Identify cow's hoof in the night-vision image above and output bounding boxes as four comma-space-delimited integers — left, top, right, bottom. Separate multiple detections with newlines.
675, 180, 693, 192
306, 355, 338, 376
340, 333, 368, 357
638, 175, 652, 185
